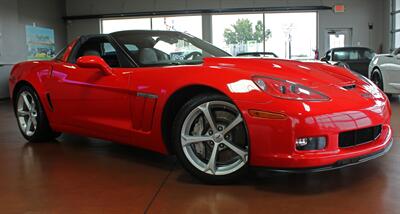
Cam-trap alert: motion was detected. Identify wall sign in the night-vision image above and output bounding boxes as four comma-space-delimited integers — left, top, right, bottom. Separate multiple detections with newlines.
25, 25, 55, 60
333, 5, 345, 13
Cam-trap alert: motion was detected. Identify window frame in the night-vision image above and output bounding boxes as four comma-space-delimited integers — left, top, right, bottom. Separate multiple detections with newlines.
54, 48, 67, 62
392, 0, 400, 50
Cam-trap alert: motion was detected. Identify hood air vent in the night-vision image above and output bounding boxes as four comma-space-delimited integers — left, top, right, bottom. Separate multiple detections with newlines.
342, 84, 356, 90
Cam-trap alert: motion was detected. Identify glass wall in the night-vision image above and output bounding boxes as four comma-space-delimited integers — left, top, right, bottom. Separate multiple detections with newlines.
101, 16, 202, 38
392, 0, 400, 49
102, 18, 151, 33
264, 12, 317, 60
212, 14, 264, 56
152, 16, 202, 38
101, 12, 317, 59
212, 12, 317, 59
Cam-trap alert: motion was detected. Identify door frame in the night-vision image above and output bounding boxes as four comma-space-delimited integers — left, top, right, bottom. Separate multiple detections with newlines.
325, 28, 353, 51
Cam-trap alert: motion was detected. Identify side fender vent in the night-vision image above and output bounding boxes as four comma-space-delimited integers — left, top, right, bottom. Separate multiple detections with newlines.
46, 93, 54, 112
132, 92, 158, 132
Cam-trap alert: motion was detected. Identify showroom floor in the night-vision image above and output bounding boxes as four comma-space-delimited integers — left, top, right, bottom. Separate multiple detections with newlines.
0, 97, 399, 214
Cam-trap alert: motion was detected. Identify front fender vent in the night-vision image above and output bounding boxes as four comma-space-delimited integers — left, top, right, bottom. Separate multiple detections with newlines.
46, 93, 54, 112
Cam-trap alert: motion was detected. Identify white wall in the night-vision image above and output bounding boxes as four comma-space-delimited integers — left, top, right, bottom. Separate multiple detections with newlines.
65, 0, 391, 54
67, 19, 100, 42
0, 65, 12, 98
319, 0, 391, 54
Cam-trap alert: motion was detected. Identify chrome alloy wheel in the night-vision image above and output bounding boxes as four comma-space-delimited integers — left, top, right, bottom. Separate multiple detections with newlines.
180, 101, 249, 176
17, 91, 38, 137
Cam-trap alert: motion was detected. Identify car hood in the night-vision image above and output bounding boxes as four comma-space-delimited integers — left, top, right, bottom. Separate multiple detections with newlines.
204, 57, 360, 88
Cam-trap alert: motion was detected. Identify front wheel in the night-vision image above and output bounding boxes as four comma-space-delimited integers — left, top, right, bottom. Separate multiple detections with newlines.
371, 69, 384, 90
371, 69, 392, 99
172, 94, 249, 184
14, 85, 60, 142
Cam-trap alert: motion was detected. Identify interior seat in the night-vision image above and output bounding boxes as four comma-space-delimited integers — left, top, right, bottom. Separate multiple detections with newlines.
83, 50, 101, 56
139, 48, 158, 65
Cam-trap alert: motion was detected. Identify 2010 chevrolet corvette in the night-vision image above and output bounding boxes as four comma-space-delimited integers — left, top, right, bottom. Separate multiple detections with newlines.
9, 30, 393, 183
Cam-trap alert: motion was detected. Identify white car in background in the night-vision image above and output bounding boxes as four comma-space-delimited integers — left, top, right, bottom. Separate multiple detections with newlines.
369, 48, 400, 96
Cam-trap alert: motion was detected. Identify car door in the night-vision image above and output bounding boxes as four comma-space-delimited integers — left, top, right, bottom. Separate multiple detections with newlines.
48, 35, 134, 143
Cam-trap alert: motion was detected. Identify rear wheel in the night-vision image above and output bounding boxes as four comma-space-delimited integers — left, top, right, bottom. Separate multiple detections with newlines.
172, 94, 249, 184
15, 85, 60, 142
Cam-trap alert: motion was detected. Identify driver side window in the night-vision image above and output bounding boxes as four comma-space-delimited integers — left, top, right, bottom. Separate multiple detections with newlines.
153, 40, 203, 61
74, 37, 121, 68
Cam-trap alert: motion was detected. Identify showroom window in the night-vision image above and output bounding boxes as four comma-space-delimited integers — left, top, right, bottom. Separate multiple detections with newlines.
212, 13, 264, 56
101, 18, 151, 33
212, 12, 317, 59
151, 16, 202, 38
392, 0, 400, 48
101, 16, 202, 38
264, 12, 316, 59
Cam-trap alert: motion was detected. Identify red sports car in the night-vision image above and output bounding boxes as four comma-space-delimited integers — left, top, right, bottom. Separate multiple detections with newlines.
9, 30, 393, 183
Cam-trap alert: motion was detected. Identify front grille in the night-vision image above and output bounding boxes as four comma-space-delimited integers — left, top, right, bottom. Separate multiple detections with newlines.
339, 125, 382, 148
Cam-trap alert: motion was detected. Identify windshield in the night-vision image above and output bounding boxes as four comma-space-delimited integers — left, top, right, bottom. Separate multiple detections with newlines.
332, 49, 375, 61
111, 31, 230, 67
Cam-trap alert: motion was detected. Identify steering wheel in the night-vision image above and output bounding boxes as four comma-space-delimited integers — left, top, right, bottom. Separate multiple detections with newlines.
184, 51, 202, 60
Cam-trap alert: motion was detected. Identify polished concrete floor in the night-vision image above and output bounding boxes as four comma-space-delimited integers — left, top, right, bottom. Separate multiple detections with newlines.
0, 97, 399, 214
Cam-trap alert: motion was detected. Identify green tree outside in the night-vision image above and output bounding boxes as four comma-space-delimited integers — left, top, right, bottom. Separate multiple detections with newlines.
223, 19, 272, 45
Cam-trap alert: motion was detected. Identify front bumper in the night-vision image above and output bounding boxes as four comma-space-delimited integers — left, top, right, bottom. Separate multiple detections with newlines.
235, 95, 393, 169
254, 138, 392, 173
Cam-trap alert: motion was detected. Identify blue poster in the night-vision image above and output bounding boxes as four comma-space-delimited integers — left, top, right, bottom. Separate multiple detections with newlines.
25, 25, 55, 60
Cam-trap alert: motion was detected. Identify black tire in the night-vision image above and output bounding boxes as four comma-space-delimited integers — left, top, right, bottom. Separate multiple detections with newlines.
371, 69, 392, 99
172, 94, 249, 184
371, 69, 384, 90
14, 85, 60, 142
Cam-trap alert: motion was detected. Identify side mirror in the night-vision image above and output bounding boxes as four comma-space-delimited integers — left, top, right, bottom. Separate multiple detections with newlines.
320, 57, 327, 62
76, 56, 114, 75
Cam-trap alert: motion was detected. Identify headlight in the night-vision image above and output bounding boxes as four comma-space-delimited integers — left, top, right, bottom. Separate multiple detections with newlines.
252, 76, 331, 101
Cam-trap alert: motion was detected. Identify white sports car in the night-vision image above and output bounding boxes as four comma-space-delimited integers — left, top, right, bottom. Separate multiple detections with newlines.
369, 48, 400, 96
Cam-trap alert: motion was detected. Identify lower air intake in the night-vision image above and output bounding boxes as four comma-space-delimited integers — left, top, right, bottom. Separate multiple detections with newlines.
339, 125, 382, 148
